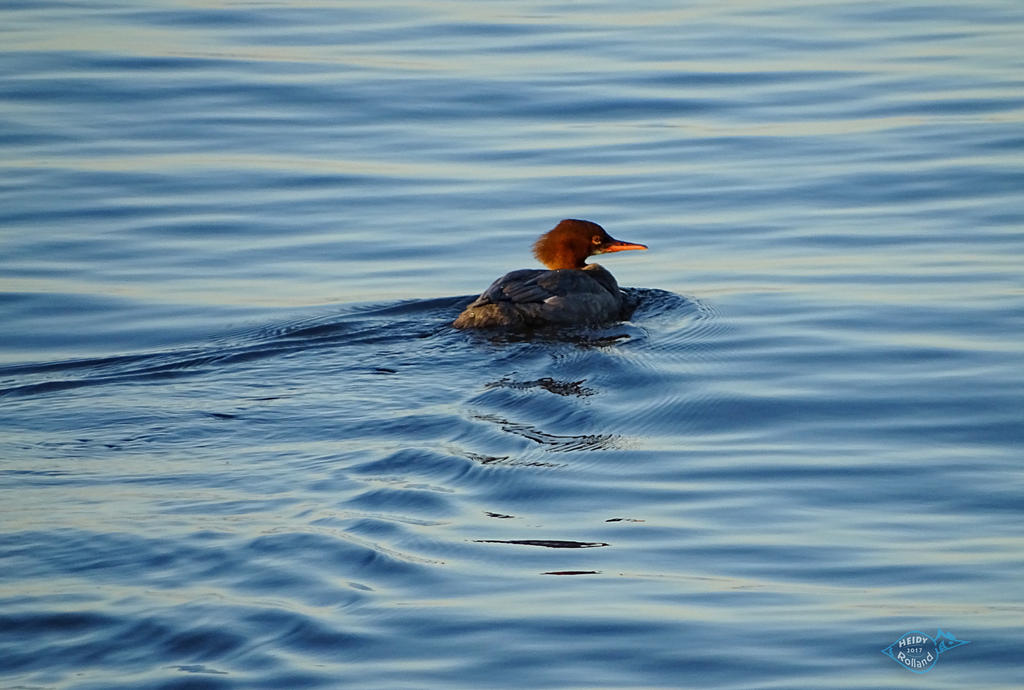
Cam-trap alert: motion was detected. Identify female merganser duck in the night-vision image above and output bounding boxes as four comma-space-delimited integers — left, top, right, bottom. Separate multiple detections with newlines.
453, 219, 647, 329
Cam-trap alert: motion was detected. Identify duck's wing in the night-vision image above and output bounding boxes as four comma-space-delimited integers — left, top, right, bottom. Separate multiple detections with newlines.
455, 266, 626, 329
468, 269, 612, 308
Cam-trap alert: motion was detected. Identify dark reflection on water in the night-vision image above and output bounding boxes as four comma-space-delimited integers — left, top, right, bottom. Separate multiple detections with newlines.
543, 570, 601, 576
472, 412, 622, 452
3, 0, 1024, 688
474, 540, 610, 549
485, 376, 597, 397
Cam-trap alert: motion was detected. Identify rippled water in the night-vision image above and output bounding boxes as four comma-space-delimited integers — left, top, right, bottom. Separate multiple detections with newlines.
3, 1, 1023, 688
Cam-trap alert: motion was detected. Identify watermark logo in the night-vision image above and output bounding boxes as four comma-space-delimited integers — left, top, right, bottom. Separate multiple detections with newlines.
882, 629, 970, 673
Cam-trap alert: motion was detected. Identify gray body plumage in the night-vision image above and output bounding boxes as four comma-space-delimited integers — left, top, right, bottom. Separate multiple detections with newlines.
453, 264, 625, 329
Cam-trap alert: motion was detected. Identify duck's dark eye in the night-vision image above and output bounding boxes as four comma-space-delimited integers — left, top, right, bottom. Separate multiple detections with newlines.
592, 235, 602, 245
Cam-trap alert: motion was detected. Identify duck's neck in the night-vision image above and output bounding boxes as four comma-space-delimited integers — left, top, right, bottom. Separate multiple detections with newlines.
542, 251, 587, 270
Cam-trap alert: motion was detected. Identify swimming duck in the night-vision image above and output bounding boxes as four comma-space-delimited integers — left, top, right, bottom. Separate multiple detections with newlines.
453, 219, 647, 329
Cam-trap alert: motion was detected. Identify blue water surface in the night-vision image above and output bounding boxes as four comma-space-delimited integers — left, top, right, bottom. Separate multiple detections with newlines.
2, 1, 1023, 688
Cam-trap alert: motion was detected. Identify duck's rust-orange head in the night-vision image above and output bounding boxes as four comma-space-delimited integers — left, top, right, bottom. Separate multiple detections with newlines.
532, 219, 647, 270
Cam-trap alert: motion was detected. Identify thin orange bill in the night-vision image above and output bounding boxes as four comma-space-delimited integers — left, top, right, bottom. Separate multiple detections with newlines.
602, 239, 648, 253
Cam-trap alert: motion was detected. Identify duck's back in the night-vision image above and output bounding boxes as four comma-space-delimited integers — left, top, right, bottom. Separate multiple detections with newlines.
453, 264, 624, 329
